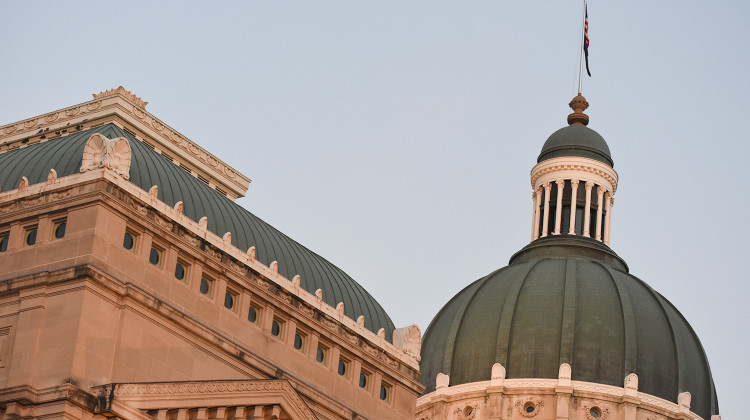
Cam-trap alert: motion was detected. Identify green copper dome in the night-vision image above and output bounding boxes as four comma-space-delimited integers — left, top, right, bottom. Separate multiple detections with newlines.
538, 125, 613, 166
419, 237, 718, 419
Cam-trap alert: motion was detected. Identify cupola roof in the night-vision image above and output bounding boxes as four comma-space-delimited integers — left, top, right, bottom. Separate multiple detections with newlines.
537, 95, 614, 166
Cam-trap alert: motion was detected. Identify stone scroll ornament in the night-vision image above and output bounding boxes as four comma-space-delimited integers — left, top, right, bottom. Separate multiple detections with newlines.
80, 133, 132, 179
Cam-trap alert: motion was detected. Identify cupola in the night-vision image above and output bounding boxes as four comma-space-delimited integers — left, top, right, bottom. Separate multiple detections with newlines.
530, 95, 617, 245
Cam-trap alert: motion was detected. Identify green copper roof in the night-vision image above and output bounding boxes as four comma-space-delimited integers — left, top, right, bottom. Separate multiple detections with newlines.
0, 124, 395, 340
538, 125, 614, 167
420, 237, 718, 419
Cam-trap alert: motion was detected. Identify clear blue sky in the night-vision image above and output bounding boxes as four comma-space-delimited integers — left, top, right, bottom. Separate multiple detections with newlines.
1, 1, 747, 417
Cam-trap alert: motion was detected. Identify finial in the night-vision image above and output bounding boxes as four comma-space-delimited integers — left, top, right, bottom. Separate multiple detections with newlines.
567, 95, 590, 126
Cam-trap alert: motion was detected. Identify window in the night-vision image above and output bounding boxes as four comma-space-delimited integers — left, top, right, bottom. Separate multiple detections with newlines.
523, 401, 538, 415
25, 227, 38, 246
224, 289, 238, 312
337, 357, 350, 378
359, 370, 371, 390
293, 331, 306, 352
174, 260, 188, 282
271, 318, 284, 338
52, 220, 66, 240
199, 277, 213, 297
316, 345, 328, 365
148, 246, 162, 267
0, 233, 8, 253
379, 383, 391, 402
123, 231, 137, 251
248, 304, 261, 325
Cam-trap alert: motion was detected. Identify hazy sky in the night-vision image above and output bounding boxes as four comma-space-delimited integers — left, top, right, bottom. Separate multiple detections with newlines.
1, 1, 747, 417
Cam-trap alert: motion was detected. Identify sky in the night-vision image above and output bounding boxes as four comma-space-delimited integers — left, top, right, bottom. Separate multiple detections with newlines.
1, 1, 747, 417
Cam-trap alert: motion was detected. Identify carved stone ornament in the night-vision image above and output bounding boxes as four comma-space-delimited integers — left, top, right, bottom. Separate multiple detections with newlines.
80, 133, 132, 179
392, 324, 422, 361
92, 86, 148, 108
456, 404, 478, 419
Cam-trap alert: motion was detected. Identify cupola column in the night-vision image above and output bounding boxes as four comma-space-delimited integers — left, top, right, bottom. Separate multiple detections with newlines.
595, 187, 605, 241
604, 193, 613, 245
568, 179, 579, 235
583, 182, 593, 238
541, 182, 552, 238
553, 180, 565, 235
532, 187, 542, 241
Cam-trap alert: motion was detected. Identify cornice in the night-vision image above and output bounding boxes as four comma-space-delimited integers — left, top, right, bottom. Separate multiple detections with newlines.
530, 156, 619, 193
0, 168, 421, 374
0, 91, 250, 198
92, 380, 317, 420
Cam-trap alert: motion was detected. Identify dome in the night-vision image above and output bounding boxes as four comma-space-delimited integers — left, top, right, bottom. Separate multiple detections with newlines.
537, 125, 613, 166
537, 94, 614, 167
0, 123, 396, 340
419, 237, 718, 419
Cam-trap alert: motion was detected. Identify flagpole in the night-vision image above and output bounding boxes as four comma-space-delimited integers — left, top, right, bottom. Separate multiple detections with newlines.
578, 0, 587, 95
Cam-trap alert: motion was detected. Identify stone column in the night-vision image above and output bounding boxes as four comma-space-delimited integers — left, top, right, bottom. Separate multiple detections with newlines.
541, 182, 552, 238
604, 193, 614, 245
568, 180, 579, 235
583, 182, 593, 238
532, 187, 543, 241
595, 187, 605, 241
553, 180, 565, 235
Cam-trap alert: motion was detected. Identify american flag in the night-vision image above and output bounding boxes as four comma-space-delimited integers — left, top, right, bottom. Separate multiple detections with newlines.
584, 5, 591, 76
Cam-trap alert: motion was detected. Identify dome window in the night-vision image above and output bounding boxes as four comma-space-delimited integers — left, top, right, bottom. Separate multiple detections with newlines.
337, 357, 350, 378
199, 277, 213, 297
379, 382, 391, 402
0, 233, 8, 253
224, 289, 238, 312
174, 261, 188, 282
271, 318, 284, 338
359, 370, 371, 390
294, 331, 306, 351
149, 246, 162, 267
25, 226, 37, 246
248, 304, 261, 325
52, 220, 66, 240
123, 230, 137, 252
520, 401, 541, 417
316, 344, 328, 366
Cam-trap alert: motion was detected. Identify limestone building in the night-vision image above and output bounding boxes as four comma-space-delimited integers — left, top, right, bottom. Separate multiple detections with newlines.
0, 89, 720, 420
0, 88, 422, 420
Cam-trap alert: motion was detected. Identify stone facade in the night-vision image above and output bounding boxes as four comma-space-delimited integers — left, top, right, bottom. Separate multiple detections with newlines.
0, 89, 422, 419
